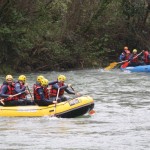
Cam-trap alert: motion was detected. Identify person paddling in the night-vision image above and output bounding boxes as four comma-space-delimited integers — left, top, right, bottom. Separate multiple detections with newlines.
142, 50, 150, 65
0, 75, 26, 106
119, 47, 131, 62
50, 75, 80, 102
128, 49, 145, 66
15, 75, 35, 105
33, 78, 57, 106
128, 49, 140, 66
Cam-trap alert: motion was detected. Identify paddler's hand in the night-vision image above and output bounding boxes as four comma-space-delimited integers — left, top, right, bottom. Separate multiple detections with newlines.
30, 97, 34, 101
25, 83, 28, 87
75, 92, 81, 97
25, 90, 29, 94
47, 87, 52, 90
0, 99, 5, 105
68, 84, 72, 87
8, 95, 13, 98
53, 101, 57, 104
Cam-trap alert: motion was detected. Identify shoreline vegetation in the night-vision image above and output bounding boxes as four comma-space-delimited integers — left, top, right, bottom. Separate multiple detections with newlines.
0, 0, 150, 74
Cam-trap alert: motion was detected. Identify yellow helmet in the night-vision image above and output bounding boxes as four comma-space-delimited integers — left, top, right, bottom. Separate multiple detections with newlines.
45, 79, 49, 84
6, 75, 13, 81
41, 78, 48, 86
58, 75, 66, 82
18, 75, 26, 83
133, 49, 137, 53
37, 75, 44, 83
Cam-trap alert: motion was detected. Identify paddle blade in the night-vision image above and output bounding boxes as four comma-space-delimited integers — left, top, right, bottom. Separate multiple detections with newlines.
0, 99, 5, 105
121, 62, 129, 68
89, 109, 95, 115
104, 62, 118, 71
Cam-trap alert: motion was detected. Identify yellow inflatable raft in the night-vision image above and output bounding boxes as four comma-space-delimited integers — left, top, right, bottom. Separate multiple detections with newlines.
0, 95, 94, 118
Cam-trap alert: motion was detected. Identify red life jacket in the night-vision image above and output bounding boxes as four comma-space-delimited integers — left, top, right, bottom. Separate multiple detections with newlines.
125, 55, 130, 60
43, 87, 49, 99
0, 82, 18, 101
124, 50, 131, 60
33, 84, 41, 100
50, 83, 65, 97
131, 54, 138, 63
15, 81, 26, 99
144, 51, 150, 63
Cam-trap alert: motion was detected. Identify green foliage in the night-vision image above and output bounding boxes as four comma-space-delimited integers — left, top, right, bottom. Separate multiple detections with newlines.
0, 0, 150, 73
0, 64, 15, 74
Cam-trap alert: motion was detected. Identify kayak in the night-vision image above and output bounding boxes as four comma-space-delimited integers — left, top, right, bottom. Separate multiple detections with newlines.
120, 65, 150, 72
0, 95, 94, 118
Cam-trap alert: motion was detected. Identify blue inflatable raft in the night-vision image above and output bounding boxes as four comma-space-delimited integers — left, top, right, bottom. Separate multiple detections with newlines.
121, 65, 150, 72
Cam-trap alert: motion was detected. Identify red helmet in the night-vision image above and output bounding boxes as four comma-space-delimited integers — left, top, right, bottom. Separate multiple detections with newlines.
125, 50, 130, 54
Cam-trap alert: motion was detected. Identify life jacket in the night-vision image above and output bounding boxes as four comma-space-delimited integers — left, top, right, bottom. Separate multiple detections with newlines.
43, 86, 49, 99
33, 84, 41, 100
50, 83, 65, 97
125, 55, 130, 60
15, 81, 26, 99
0, 82, 18, 101
131, 54, 138, 63
144, 51, 150, 63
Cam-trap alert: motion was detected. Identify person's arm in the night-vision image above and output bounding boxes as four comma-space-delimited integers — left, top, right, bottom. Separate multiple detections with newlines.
37, 88, 45, 100
0, 85, 9, 98
52, 83, 60, 89
48, 80, 58, 85
52, 83, 75, 94
59, 84, 75, 94
65, 88, 75, 95
119, 54, 125, 61
15, 83, 26, 93
59, 85, 68, 90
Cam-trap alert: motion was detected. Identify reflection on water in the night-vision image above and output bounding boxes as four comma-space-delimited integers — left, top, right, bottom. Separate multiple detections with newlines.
0, 69, 150, 149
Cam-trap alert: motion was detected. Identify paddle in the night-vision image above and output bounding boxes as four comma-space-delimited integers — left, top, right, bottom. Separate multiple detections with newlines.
121, 51, 143, 68
104, 60, 128, 71
70, 86, 75, 92
0, 92, 25, 105
70, 86, 81, 97
53, 88, 60, 116
26, 86, 33, 100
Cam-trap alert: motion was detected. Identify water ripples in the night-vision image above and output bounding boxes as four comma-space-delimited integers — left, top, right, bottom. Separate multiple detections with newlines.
0, 69, 150, 149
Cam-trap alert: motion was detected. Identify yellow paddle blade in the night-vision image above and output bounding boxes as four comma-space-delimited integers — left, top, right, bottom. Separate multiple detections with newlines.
104, 62, 118, 71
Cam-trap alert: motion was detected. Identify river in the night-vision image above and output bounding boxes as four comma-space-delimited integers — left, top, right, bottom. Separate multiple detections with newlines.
0, 69, 150, 150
